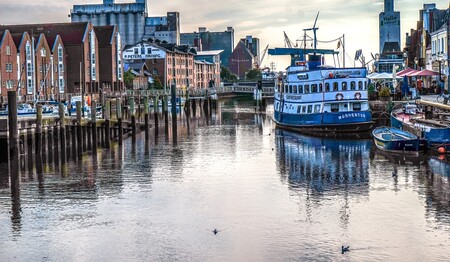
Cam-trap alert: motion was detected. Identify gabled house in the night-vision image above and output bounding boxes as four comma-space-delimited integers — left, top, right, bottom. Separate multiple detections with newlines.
94, 25, 124, 93
0, 30, 18, 99
10, 31, 32, 99
229, 40, 256, 80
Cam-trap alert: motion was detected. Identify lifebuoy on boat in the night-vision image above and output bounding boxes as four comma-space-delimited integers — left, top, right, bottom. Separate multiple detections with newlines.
354, 92, 362, 100
336, 93, 344, 100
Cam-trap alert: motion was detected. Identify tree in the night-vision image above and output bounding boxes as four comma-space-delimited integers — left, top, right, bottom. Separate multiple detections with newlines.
151, 76, 164, 90
220, 66, 237, 82
123, 70, 134, 89
245, 68, 262, 81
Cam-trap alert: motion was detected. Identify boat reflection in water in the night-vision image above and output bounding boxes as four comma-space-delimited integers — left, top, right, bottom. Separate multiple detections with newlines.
275, 129, 371, 194
428, 156, 450, 177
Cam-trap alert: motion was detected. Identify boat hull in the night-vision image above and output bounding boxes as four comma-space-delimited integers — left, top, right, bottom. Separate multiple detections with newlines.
273, 110, 374, 133
391, 111, 450, 151
372, 126, 427, 153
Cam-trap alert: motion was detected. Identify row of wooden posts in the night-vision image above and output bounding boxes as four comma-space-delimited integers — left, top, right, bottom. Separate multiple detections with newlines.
7, 86, 217, 180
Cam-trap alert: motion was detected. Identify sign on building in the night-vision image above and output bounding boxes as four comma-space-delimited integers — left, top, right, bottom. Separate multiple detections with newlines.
123, 43, 166, 60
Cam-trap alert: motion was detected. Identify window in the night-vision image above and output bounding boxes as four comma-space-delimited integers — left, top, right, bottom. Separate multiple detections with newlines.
298, 85, 303, 94
311, 84, 318, 93
153, 68, 158, 75
319, 83, 323, 92
134, 48, 139, 55
6, 80, 13, 89
314, 104, 321, 113
284, 85, 288, 93
307, 105, 313, 113
58, 46, 63, 61
358, 81, 363, 90
302, 106, 306, 113
325, 83, 330, 92
342, 81, 347, 91
293, 85, 297, 93
304, 84, 310, 93
350, 81, 356, 90
6, 63, 13, 73
59, 63, 64, 72
331, 103, 339, 112
297, 105, 301, 113
353, 103, 361, 111
289, 85, 292, 93
6, 46, 11, 56
333, 82, 338, 91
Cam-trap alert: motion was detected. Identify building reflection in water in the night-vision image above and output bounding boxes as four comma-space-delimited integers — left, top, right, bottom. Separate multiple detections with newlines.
275, 129, 371, 228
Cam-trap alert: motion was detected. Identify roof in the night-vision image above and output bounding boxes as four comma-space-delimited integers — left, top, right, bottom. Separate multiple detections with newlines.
0, 22, 90, 47
382, 42, 401, 53
194, 60, 215, 65
125, 62, 147, 71
94, 25, 115, 46
196, 50, 223, 56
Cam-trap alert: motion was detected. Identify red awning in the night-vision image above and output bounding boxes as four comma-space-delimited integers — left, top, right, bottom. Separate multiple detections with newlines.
397, 68, 419, 77
409, 69, 440, 77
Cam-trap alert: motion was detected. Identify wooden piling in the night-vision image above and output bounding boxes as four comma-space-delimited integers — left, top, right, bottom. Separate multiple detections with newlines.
27, 128, 33, 173
130, 97, 136, 141
105, 99, 111, 148
153, 96, 159, 135
47, 127, 53, 164
117, 98, 123, 145
76, 101, 83, 159
53, 125, 60, 167
171, 84, 177, 142
35, 104, 43, 174
143, 97, 149, 141
8, 91, 19, 181
163, 95, 169, 135
91, 101, 97, 154
59, 103, 66, 164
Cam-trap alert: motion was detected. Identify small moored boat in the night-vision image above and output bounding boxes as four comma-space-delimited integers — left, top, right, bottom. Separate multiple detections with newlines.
372, 126, 428, 153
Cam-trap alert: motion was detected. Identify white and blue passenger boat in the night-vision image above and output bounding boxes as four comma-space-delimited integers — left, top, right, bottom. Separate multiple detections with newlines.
272, 51, 374, 133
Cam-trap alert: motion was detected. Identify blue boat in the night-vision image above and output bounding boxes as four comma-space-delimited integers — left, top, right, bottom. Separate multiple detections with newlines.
271, 32, 373, 133
391, 104, 450, 152
372, 126, 428, 153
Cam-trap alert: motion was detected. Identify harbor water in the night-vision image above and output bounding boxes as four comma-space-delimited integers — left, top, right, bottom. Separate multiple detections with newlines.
0, 98, 449, 261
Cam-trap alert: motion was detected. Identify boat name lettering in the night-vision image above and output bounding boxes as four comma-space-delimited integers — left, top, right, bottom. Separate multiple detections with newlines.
285, 95, 302, 100
297, 74, 308, 80
338, 113, 366, 120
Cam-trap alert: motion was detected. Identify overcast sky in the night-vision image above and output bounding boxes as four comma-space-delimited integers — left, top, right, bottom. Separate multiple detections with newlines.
0, 0, 448, 69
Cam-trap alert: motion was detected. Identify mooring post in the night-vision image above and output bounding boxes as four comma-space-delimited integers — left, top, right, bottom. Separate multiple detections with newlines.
27, 128, 33, 173
153, 96, 159, 136
91, 101, 97, 155
35, 104, 43, 174
163, 95, 169, 135
105, 99, 111, 148
117, 98, 123, 145
59, 103, 66, 164
143, 96, 149, 141
130, 97, 136, 141
47, 126, 53, 164
171, 84, 177, 142
8, 91, 19, 182
76, 101, 82, 159
53, 125, 59, 167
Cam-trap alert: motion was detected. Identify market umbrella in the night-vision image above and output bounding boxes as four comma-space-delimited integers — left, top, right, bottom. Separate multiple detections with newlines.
397, 68, 419, 77
409, 69, 440, 77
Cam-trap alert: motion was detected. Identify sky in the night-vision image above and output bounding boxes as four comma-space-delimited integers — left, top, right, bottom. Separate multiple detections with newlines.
0, 0, 448, 70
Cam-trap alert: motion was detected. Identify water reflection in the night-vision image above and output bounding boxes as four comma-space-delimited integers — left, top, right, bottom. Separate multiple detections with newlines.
275, 129, 371, 194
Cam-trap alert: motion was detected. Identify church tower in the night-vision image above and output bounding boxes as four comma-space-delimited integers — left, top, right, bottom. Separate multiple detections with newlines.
379, 0, 401, 54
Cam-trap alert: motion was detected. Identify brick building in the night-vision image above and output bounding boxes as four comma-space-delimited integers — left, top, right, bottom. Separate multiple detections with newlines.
0, 30, 18, 99
95, 25, 124, 93
229, 39, 257, 80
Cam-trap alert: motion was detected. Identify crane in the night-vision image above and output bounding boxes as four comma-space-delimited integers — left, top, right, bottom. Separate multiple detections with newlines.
259, 44, 269, 68
303, 11, 320, 50
283, 31, 295, 48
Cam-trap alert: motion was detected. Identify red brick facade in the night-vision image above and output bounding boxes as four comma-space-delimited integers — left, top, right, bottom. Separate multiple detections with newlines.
0, 30, 18, 97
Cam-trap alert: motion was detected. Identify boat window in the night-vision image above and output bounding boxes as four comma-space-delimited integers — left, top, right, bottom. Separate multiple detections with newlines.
350, 81, 356, 90
331, 103, 339, 112
304, 85, 310, 93
302, 106, 307, 113
311, 84, 318, 93
325, 83, 330, 92
358, 81, 363, 90
364, 81, 367, 90
293, 85, 298, 93
314, 104, 321, 113
297, 105, 301, 113
298, 85, 303, 94
342, 81, 347, 91
289, 85, 293, 93
333, 82, 338, 91
307, 105, 313, 113
319, 83, 323, 92
275, 102, 279, 110
353, 103, 361, 111
284, 85, 288, 93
